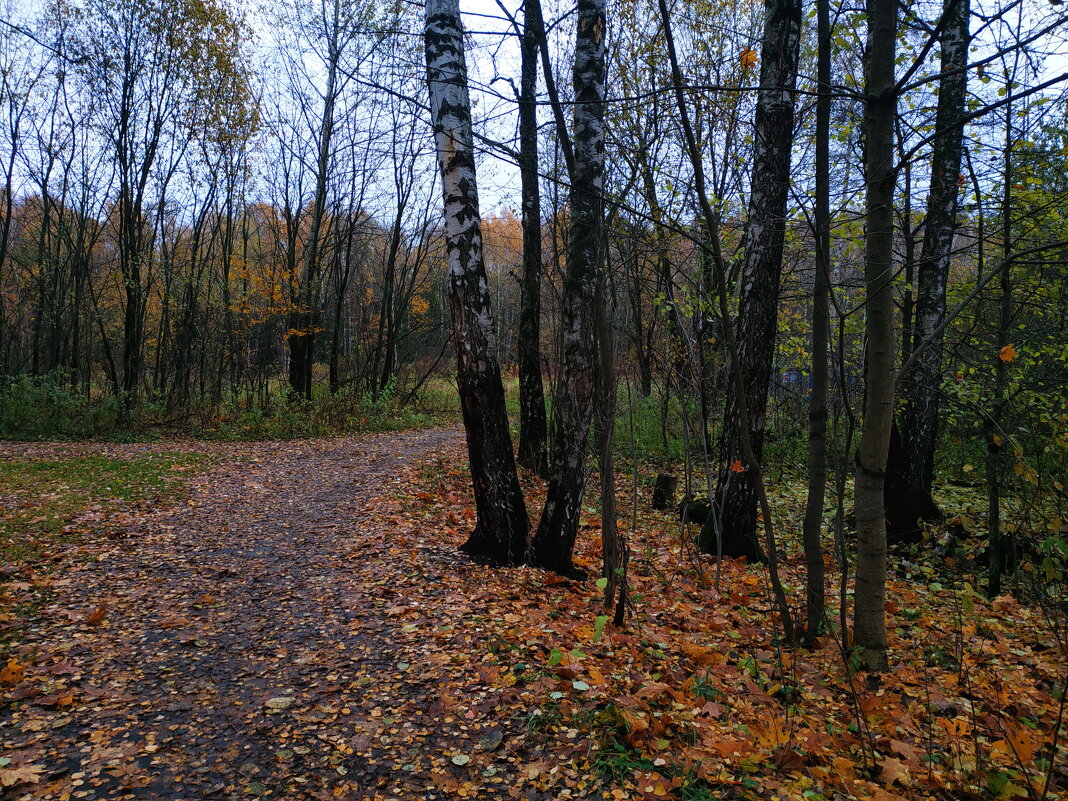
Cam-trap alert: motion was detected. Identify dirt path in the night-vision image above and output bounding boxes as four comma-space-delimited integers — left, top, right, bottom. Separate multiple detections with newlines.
1, 429, 536, 801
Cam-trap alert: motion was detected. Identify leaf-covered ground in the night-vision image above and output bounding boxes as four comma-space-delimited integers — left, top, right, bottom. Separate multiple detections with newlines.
0, 430, 1065, 800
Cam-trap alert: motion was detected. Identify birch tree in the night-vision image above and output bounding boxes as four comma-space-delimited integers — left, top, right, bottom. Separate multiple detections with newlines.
897, 0, 970, 501
424, 0, 529, 564
528, 0, 607, 577
515, 0, 549, 477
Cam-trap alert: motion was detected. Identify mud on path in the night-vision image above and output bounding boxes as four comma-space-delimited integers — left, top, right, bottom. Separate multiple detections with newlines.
1, 429, 540, 801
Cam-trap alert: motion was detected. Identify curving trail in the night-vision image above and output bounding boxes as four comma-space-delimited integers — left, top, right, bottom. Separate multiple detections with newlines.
1, 429, 538, 801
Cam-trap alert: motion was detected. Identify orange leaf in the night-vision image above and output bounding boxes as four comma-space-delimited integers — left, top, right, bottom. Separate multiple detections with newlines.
0, 658, 25, 685
995, 723, 1041, 764
730, 460, 746, 473
740, 47, 758, 71
998, 343, 1018, 362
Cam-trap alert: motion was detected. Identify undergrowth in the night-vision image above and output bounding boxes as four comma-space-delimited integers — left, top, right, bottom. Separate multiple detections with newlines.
0, 372, 457, 442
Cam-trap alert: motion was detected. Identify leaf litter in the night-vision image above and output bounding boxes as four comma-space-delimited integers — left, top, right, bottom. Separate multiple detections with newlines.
0, 428, 1064, 800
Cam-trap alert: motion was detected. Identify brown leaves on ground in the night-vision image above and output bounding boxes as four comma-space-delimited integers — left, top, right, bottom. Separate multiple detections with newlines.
0, 430, 1065, 801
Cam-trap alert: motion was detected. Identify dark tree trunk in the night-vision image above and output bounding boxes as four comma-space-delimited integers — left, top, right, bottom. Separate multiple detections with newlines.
596, 258, 627, 623
986, 104, 1014, 598
853, 0, 898, 672
801, 0, 831, 642
658, 0, 796, 644
896, 0, 970, 499
288, 0, 342, 403
424, 0, 529, 564
528, 0, 607, 577
652, 474, 677, 510
516, 0, 549, 476
713, 0, 802, 558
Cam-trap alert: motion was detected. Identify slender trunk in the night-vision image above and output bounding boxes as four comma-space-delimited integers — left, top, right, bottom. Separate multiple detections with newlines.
529, 0, 607, 577
329, 222, 356, 395
852, 0, 898, 672
898, 162, 919, 367
899, 0, 971, 495
424, 0, 529, 564
288, 0, 341, 403
374, 212, 404, 395
714, 0, 803, 558
516, 0, 549, 476
0, 131, 20, 374
596, 244, 627, 622
801, 0, 831, 643
986, 104, 1013, 598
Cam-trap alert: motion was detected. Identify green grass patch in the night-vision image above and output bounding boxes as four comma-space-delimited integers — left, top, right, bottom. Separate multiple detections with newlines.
0, 371, 461, 442
0, 453, 206, 564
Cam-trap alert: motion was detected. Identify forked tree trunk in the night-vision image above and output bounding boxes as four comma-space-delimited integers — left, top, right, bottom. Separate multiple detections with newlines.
424, 0, 529, 564
897, 0, 970, 497
714, 0, 802, 559
529, 0, 607, 576
516, 0, 549, 477
853, 0, 898, 672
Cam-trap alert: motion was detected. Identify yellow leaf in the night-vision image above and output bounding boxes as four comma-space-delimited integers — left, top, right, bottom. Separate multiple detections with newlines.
740, 47, 758, 71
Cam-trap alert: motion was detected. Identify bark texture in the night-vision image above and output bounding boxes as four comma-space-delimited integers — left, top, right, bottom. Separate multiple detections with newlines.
713, 0, 802, 560
529, 0, 607, 576
853, 0, 898, 672
424, 0, 529, 564
516, 0, 549, 477
897, 0, 970, 500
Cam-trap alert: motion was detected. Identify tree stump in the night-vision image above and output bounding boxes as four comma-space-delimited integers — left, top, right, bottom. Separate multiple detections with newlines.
652, 474, 677, 510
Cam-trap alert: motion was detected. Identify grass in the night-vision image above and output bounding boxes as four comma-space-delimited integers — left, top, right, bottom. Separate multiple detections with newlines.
0, 453, 206, 564
0, 371, 461, 442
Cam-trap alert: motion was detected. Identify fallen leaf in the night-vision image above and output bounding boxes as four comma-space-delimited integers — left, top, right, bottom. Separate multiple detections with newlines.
86, 604, 107, 625
0, 658, 25, 685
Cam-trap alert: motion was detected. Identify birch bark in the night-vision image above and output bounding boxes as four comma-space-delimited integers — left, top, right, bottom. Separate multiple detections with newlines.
529, 0, 607, 576
425, 0, 529, 563
899, 0, 970, 496
516, 0, 549, 477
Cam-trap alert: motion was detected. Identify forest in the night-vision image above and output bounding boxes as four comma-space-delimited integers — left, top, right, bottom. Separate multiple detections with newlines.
0, 0, 1066, 797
